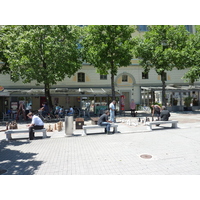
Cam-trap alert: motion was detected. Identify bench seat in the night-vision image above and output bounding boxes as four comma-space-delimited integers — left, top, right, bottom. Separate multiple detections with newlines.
82, 124, 118, 136
146, 120, 178, 131
5, 128, 47, 140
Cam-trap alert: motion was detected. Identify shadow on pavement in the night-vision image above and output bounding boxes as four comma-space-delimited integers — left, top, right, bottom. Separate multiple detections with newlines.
0, 140, 43, 175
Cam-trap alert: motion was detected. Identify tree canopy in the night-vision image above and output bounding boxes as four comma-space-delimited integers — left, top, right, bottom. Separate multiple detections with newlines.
134, 25, 190, 105
182, 25, 200, 84
81, 25, 136, 99
0, 25, 82, 108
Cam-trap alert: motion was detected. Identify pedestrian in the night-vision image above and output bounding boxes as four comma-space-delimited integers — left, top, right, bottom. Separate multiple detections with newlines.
42, 102, 49, 117
25, 103, 32, 120
27, 112, 44, 140
109, 100, 116, 122
97, 110, 113, 134
16, 101, 26, 120
151, 104, 161, 121
160, 106, 171, 121
130, 99, 136, 117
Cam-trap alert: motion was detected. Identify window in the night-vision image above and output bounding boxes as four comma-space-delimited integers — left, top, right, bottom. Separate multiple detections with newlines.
78, 72, 85, 82
142, 72, 149, 79
137, 25, 148, 32
122, 75, 128, 82
100, 75, 107, 80
185, 25, 193, 33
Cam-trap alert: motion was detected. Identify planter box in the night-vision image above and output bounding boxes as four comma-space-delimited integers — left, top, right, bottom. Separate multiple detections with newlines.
183, 107, 192, 111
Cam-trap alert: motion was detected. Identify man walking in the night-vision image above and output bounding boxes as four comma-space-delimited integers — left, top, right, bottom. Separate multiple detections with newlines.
109, 100, 116, 122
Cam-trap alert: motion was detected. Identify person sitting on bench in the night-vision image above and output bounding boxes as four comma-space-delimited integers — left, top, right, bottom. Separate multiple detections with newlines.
27, 112, 44, 140
97, 110, 113, 134
160, 106, 171, 121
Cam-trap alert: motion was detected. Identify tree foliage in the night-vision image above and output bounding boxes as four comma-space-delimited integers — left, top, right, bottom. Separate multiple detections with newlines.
81, 25, 136, 99
1, 25, 82, 108
134, 25, 189, 105
182, 25, 200, 84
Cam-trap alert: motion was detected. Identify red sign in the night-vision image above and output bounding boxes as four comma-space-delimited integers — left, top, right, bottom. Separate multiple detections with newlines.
0, 86, 4, 92
120, 95, 125, 111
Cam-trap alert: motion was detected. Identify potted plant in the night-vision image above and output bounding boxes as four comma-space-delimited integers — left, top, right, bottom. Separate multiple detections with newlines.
172, 98, 178, 106
184, 96, 193, 111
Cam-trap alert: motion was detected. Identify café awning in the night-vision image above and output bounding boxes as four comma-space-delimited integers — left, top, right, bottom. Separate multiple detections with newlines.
0, 87, 121, 96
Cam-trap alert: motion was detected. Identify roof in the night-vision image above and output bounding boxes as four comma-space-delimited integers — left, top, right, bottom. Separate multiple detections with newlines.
141, 84, 200, 91
0, 87, 121, 96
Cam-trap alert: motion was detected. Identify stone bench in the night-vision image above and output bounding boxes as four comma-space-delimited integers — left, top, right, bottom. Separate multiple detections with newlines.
90, 117, 99, 125
146, 120, 178, 131
5, 128, 47, 140
82, 124, 118, 136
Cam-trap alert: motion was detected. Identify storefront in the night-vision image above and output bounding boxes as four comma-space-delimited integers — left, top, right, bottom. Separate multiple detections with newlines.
0, 87, 121, 118
141, 85, 200, 111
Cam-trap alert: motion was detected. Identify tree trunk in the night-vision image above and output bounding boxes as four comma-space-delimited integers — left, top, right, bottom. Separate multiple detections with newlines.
43, 61, 53, 110
111, 73, 115, 100
110, 61, 116, 100
161, 72, 166, 106
44, 83, 53, 110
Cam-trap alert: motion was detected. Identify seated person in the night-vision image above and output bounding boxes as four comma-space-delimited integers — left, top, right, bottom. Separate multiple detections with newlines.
97, 110, 113, 134
54, 105, 60, 117
67, 106, 74, 116
27, 112, 44, 140
58, 106, 64, 118
160, 106, 171, 121
42, 102, 49, 117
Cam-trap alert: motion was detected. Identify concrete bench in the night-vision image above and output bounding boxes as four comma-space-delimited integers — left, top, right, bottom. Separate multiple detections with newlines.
146, 120, 178, 131
82, 124, 118, 136
90, 117, 99, 125
5, 128, 47, 140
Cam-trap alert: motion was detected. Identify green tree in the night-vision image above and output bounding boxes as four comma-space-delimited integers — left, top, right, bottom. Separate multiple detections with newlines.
182, 25, 200, 84
1, 25, 82, 109
0, 26, 10, 73
81, 25, 136, 100
134, 25, 189, 105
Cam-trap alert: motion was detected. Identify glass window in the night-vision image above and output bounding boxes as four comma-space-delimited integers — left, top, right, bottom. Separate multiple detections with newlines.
78, 73, 85, 82
142, 72, 149, 79
100, 75, 107, 80
122, 75, 128, 82
137, 25, 148, 32
185, 25, 193, 33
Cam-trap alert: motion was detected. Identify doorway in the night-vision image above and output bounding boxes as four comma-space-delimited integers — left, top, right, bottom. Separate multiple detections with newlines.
122, 92, 130, 110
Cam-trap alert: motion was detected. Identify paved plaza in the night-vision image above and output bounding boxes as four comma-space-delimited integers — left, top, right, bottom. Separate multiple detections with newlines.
1, 111, 200, 175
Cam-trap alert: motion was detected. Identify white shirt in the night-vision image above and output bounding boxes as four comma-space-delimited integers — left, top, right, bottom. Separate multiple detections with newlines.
69, 107, 74, 113
32, 115, 44, 126
109, 102, 115, 111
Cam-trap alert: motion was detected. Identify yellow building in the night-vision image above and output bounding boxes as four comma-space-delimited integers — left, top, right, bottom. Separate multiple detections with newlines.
0, 25, 199, 117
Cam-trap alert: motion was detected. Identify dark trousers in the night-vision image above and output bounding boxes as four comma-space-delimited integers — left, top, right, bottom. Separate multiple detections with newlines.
152, 112, 160, 121
130, 109, 136, 117
29, 125, 44, 140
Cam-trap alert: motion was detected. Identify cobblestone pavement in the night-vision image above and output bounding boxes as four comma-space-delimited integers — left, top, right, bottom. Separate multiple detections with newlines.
1, 111, 200, 175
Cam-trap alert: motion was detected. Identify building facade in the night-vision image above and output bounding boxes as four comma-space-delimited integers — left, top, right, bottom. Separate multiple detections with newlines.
1, 25, 199, 117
